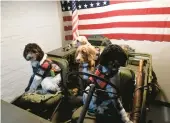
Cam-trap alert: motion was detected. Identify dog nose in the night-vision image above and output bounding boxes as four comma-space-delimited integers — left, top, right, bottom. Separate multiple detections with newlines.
26, 56, 32, 61
76, 59, 80, 63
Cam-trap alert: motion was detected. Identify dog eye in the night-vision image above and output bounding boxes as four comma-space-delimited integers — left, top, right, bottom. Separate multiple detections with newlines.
32, 50, 36, 53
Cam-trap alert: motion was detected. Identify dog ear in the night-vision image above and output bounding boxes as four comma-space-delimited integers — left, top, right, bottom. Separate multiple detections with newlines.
23, 48, 27, 60
81, 40, 87, 45
87, 46, 96, 63
82, 47, 87, 53
81, 36, 88, 45
88, 46, 96, 57
23, 44, 30, 60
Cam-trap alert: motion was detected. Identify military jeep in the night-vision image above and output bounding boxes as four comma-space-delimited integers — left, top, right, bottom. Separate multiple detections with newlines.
10, 35, 159, 123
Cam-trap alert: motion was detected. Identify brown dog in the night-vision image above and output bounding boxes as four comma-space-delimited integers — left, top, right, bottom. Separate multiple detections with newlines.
75, 45, 97, 72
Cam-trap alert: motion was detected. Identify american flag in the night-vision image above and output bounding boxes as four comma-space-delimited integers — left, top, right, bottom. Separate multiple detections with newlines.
61, 0, 170, 42
72, 0, 79, 40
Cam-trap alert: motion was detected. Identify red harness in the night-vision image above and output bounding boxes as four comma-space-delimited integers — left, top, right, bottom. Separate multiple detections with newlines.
89, 69, 107, 89
36, 59, 61, 78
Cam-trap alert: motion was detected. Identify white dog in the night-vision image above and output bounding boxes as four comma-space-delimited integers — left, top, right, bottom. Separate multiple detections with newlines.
72, 36, 92, 47
62, 36, 92, 52
23, 43, 61, 94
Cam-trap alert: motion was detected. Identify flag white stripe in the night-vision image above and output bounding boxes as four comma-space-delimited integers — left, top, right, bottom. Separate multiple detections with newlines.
65, 27, 170, 35
62, 0, 170, 16
63, 14, 170, 26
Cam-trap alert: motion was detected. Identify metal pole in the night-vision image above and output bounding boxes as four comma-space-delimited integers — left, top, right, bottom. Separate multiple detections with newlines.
77, 84, 96, 123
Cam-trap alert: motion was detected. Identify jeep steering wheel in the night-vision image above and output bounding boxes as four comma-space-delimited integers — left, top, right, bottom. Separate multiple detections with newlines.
66, 71, 120, 123
66, 71, 119, 95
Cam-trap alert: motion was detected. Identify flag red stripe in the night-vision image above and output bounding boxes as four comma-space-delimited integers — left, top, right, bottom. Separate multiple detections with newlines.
65, 34, 170, 42
63, 7, 170, 21
64, 21, 170, 31
65, 35, 73, 40
64, 26, 72, 31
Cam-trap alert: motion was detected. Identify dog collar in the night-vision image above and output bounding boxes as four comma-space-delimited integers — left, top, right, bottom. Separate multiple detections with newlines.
79, 63, 89, 68
39, 54, 47, 65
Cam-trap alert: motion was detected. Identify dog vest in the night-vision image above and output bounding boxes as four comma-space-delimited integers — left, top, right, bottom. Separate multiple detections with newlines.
89, 65, 109, 89
79, 63, 93, 80
33, 59, 61, 78
83, 65, 131, 123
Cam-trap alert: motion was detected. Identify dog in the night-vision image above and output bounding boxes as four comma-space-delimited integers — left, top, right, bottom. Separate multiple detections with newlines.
83, 44, 133, 123
74, 36, 101, 63
72, 36, 92, 47
75, 44, 97, 74
62, 36, 91, 52
23, 43, 62, 94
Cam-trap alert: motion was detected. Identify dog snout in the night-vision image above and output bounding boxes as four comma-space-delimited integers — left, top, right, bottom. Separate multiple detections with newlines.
76, 58, 81, 63
76, 53, 82, 63
26, 53, 33, 61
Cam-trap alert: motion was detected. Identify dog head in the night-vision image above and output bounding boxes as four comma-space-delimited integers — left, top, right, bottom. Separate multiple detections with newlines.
75, 45, 96, 67
72, 36, 90, 47
98, 44, 128, 77
99, 44, 128, 68
23, 43, 44, 62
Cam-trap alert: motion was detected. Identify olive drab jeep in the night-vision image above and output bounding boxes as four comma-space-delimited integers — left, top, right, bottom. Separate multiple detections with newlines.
10, 35, 159, 123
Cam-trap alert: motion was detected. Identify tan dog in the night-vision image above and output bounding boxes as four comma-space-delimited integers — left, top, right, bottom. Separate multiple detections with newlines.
75, 45, 96, 72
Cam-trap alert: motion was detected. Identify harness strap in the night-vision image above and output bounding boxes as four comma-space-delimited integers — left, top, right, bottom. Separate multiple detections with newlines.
35, 58, 61, 78
89, 68, 107, 89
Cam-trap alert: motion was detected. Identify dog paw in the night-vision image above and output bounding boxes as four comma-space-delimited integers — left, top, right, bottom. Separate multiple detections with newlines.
26, 89, 36, 94
24, 92, 33, 95
36, 90, 48, 95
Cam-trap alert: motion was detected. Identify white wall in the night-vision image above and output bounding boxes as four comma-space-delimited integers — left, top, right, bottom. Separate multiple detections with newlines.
1, 1, 63, 102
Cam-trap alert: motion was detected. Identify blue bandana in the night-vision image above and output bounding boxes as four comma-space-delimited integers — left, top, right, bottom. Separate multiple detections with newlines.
82, 63, 90, 79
